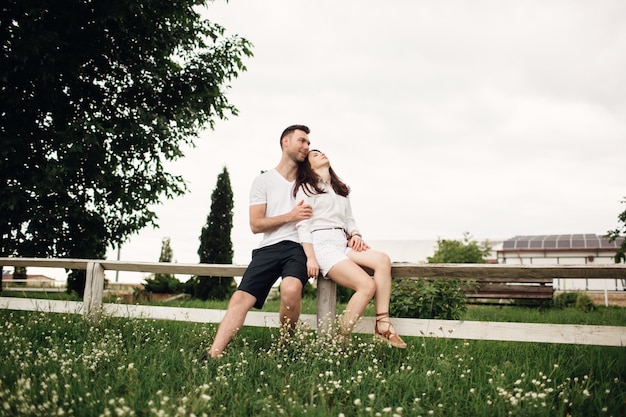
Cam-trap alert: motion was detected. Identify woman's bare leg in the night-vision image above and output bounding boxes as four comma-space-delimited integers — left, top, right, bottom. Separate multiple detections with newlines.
326, 259, 376, 333
347, 249, 397, 335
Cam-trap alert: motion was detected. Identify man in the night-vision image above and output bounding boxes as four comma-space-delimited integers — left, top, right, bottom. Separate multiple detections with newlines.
206, 124, 312, 359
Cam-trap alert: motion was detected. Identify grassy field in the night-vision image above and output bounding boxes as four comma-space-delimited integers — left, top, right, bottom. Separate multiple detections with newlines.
1, 296, 625, 416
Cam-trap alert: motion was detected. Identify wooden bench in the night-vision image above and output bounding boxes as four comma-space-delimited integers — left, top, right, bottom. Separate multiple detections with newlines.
464, 277, 554, 305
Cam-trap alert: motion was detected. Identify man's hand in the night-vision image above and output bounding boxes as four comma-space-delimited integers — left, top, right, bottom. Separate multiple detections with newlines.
250, 199, 312, 234
290, 199, 313, 222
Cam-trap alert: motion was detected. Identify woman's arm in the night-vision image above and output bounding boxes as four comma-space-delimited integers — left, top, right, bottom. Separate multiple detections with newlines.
295, 187, 320, 278
301, 242, 320, 279
344, 195, 369, 251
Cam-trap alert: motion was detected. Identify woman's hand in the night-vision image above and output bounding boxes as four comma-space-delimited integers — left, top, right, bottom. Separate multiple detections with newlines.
307, 258, 320, 280
348, 234, 370, 252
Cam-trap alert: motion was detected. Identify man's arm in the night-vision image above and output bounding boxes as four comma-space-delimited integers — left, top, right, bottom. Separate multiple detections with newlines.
249, 200, 312, 234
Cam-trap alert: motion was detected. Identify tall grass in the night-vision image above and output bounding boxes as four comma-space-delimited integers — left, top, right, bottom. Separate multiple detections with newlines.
0, 309, 624, 416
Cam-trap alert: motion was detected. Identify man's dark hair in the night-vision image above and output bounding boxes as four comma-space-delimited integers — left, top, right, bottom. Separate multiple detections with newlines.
280, 124, 310, 148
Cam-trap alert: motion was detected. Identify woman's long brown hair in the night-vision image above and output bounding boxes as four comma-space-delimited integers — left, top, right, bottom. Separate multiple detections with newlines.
293, 151, 350, 198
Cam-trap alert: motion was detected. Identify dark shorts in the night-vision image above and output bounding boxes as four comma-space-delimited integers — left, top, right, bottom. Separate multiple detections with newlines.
238, 240, 308, 309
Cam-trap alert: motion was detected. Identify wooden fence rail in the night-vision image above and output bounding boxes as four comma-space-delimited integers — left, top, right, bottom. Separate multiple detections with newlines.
1, 257, 626, 347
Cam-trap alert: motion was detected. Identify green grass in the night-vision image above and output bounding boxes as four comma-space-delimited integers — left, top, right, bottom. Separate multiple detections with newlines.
111, 294, 626, 326
0, 307, 625, 417
464, 304, 626, 326
4, 289, 626, 326
0, 289, 82, 301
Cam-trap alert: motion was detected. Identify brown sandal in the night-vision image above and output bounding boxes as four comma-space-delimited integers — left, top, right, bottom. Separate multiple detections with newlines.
374, 312, 407, 349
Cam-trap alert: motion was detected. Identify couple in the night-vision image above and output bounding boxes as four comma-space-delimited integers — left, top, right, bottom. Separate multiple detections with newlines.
206, 125, 405, 359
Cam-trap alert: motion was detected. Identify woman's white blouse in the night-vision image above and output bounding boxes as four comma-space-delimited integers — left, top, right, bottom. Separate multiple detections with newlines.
295, 181, 359, 244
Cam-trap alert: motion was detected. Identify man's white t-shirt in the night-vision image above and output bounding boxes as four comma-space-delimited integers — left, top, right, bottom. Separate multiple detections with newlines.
249, 169, 299, 248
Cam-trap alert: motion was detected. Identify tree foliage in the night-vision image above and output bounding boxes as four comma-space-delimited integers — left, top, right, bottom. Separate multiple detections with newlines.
159, 237, 174, 264
427, 232, 491, 264
12, 266, 27, 286
193, 167, 235, 300
606, 197, 626, 263
0, 1, 252, 260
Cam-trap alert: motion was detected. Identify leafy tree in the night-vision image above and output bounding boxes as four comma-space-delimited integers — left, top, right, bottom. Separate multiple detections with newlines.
194, 167, 235, 300
12, 266, 27, 287
66, 234, 106, 297
0, 1, 252, 266
143, 237, 183, 293
66, 270, 87, 297
427, 232, 491, 263
606, 197, 626, 263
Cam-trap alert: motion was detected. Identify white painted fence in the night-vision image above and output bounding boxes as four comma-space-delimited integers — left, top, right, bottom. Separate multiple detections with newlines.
1, 257, 626, 347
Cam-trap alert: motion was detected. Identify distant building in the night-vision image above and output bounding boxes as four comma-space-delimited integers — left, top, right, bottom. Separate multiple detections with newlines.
2, 270, 57, 288
496, 234, 625, 291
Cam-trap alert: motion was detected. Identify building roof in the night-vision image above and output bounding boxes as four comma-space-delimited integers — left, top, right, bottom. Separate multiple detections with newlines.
500, 234, 624, 251
2, 273, 56, 281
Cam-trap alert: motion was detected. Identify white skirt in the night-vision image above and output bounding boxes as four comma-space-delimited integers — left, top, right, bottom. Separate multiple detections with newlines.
311, 229, 352, 277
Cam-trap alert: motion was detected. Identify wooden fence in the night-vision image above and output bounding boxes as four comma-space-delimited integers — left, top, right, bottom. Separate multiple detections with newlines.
1, 257, 626, 347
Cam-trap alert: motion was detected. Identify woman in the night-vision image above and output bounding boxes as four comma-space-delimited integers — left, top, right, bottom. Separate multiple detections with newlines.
294, 149, 406, 348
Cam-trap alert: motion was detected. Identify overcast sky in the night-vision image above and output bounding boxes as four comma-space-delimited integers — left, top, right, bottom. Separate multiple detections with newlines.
101, 0, 625, 280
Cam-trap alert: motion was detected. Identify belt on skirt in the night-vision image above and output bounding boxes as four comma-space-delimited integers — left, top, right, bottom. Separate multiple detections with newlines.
312, 227, 346, 233
312, 227, 349, 239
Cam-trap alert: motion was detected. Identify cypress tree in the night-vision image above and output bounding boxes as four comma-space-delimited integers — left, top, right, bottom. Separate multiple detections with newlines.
195, 167, 235, 300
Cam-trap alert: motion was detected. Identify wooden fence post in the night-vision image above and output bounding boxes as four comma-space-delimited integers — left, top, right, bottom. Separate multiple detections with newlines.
316, 276, 337, 335
83, 261, 105, 322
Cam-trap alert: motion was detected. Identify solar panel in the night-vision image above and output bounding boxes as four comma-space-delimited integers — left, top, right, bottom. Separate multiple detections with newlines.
544, 239, 557, 248
503, 240, 516, 249
500, 234, 623, 250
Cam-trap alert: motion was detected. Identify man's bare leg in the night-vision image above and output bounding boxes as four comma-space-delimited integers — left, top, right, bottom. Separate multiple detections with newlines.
208, 290, 256, 359
278, 277, 303, 332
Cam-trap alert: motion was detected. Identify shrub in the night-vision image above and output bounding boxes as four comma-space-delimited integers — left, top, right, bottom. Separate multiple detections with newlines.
190, 276, 236, 300
143, 274, 184, 294
553, 291, 595, 312
390, 277, 469, 320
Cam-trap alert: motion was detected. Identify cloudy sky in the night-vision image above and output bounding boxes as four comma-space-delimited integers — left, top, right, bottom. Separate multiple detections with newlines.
101, 0, 625, 280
